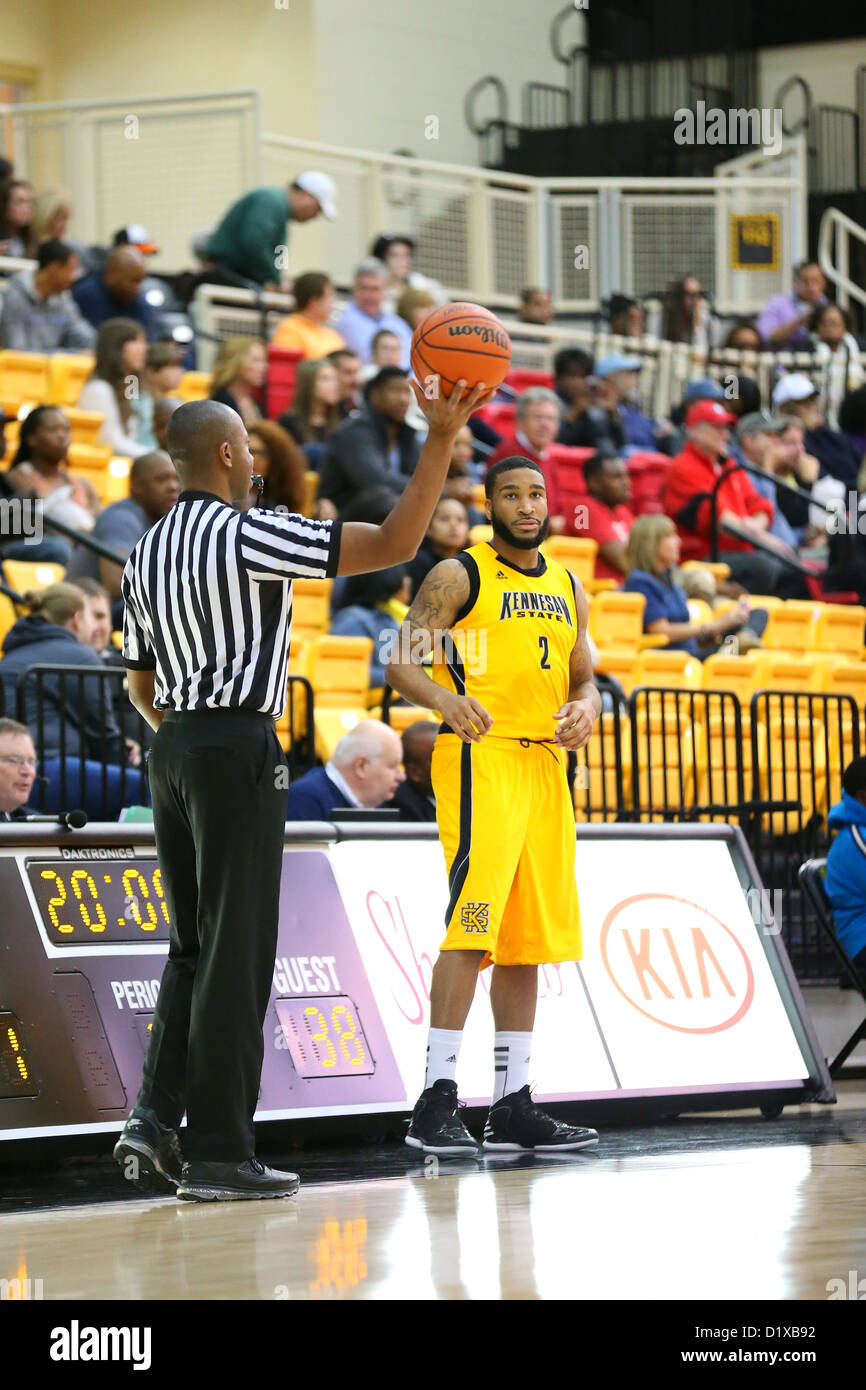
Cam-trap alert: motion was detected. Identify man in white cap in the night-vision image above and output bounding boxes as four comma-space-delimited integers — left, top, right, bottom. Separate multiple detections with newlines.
772, 373, 861, 488
205, 172, 338, 290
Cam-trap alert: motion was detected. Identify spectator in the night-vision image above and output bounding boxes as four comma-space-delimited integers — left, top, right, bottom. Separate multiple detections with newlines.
205, 172, 337, 289
408, 497, 470, 598
71, 246, 158, 340
609, 295, 645, 338
825, 756, 866, 986
0, 239, 95, 352
65, 450, 179, 601
277, 357, 342, 464
517, 287, 554, 326
668, 377, 727, 453
326, 347, 363, 418
0, 180, 36, 258
34, 187, 73, 244
8, 405, 99, 542
144, 342, 186, 401
0, 582, 125, 763
622, 515, 749, 656
486, 387, 565, 531
661, 274, 717, 348
385, 720, 438, 822
808, 303, 865, 408
335, 258, 413, 365
554, 347, 595, 447
328, 483, 402, 612
663, 398, 807, 594
319, 366, 421, 514
756, 261, 828, 349
247, 419, 307, 514
441, 426, 485, 525
843, 386, 866, 470
735, 412, 806, 549
575, 452, 634, 580
724, 320, 763, 351
0, 717, 37, 821
270, 271, 345, 358
595, 354, 667, 452
726, 374, 762, 424
73, 576, 114, 655
286, 720, 405, 820
330, 564, 410, 688
371, 234, 444, 315
395, 286, 436, 334
363, 329, 427, 431
772, 373, 863, 488
153, 396, 182, 452
77, 318, 152, 457
208, 336, 266, 428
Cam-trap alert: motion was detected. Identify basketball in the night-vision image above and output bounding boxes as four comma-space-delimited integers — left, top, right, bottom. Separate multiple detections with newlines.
411, 301, 512, 398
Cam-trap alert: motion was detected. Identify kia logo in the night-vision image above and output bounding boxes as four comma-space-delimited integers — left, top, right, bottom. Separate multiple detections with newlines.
599, 893, 755, 1033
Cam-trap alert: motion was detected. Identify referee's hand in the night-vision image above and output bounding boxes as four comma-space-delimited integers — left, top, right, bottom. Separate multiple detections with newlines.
411, 378, 497, 434
439, 692, 494, 743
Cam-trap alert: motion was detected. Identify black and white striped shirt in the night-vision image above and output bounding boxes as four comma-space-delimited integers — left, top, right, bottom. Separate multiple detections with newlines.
121, 490, 341, 716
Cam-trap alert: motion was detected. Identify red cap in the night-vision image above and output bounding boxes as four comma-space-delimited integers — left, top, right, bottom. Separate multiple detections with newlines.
686, 399, 737, 428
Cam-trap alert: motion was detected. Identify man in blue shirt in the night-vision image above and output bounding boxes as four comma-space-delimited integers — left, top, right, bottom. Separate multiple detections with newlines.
336, 258, 413, 365
595, 354, 669, 454
826, 757, 866, 983
287, 720, 405, 820
72, 246, 159, 339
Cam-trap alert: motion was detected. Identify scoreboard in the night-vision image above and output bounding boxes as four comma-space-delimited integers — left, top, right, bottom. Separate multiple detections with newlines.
0, 821, 833, 1142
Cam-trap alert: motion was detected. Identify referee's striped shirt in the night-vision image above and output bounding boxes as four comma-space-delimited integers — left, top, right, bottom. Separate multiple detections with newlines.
121, 490, 341, 717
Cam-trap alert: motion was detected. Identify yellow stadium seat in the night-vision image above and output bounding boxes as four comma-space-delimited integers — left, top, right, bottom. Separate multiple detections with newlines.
469, 524, 493, 545
64, 407, 106, 447
817, 660, 866, 707
574, 711, 631, 821
1, 560, 65, 596
306, 635, 373, 707
754, 716, 826, 836
100, 456, 134, 506
631, 707, 699, 822
304, 470, 319, 514
698, 709, 750, 822
761, 600, 819, 653
66, 443, 115, 502
46, 354, 95, 407
814, 604, 866, 658
752, 652, 814, 693
381, 705, 439, 735
1, 418, 20, 466
590, 591, 649, 649
0, 352, 49, 413
312, 708, 368, 765
0, 592, 17, 650
292, 577, 332, 643
701, 652, 762, 707
595, 647, 639, 696
633, 649, 702, 690
177, 371, 211, 403
540, 536, 597, 588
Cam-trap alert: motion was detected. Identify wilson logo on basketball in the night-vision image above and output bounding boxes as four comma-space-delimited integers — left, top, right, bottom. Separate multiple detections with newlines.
599, 893, 755, 1033
445, 325, 510, 348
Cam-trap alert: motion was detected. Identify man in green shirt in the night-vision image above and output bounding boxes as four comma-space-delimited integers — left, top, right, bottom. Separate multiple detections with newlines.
205, 171, 338, 289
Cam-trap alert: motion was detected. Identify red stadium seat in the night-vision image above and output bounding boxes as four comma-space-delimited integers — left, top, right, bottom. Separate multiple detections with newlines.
627, 451, 671, 516
504, 368, 554, 393
476, 401, 516, 434
267, 346, 304, 419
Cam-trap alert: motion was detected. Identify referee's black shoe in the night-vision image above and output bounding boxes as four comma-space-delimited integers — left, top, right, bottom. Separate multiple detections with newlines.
483, 1086, 599, 1152
113, 1108, 183, 1194
405, 1078, 479, 1155
177, 1158, 300, 1202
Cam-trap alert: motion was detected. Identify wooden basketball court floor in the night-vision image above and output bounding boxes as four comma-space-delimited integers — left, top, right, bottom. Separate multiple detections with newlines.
1, 1083, 865, 1301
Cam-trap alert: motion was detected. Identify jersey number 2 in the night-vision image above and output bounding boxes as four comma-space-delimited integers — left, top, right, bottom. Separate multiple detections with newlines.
538, 635, 550, 669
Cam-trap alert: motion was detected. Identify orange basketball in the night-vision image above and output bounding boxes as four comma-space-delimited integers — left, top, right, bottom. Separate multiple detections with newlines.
411, 301, 511, 398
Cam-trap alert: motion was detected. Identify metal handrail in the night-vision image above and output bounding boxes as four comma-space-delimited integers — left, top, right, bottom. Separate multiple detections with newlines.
817, 206, 866, 310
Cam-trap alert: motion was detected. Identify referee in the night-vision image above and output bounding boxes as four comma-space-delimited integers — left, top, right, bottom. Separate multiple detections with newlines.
113, 384, 489, 1202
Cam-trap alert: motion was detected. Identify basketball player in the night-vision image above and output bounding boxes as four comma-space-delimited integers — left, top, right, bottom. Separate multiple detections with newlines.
386, 457, 602, 1153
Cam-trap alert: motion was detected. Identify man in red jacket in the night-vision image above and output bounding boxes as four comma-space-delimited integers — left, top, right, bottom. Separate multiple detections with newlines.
663, 399, 805, 596
487, 387, 565, 533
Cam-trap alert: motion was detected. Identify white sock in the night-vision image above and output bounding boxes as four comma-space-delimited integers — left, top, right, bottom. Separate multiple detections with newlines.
425, 1028, 463, 1088
493, 1031, 532, 1103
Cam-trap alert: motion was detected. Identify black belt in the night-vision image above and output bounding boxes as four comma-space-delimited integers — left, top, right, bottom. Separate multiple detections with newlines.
161, 708, 275, 725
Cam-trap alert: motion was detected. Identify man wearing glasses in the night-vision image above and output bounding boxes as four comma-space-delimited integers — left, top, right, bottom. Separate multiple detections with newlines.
0, 718, 37, 822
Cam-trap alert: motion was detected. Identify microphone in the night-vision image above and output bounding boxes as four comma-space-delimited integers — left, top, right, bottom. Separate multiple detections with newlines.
21, 809, 88, 830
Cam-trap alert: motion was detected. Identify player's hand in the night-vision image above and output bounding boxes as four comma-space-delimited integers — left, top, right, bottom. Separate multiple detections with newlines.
552, 699, 595, 749
439, 691, 494, 743
410, 378, 497, 436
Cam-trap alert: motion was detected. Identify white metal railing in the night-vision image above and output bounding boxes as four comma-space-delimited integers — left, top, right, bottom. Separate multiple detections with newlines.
818, 206, 866, 312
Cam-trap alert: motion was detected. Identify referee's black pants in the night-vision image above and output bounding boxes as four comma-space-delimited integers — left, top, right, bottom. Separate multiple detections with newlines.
136, 709, 287, 1161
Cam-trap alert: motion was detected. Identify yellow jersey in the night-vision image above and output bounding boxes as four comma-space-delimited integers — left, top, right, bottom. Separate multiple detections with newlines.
431, 542, 578, 740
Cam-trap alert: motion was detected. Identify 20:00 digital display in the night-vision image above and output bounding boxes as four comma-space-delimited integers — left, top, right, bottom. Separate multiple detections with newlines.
26, 860, 171, 944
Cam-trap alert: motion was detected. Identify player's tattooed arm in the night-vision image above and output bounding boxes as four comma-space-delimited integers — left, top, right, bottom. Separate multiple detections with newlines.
554, 575, 601, 750
385, 559, 494, 743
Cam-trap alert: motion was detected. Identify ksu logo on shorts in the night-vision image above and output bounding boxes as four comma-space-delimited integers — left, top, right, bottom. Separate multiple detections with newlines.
461, 902, 490, 933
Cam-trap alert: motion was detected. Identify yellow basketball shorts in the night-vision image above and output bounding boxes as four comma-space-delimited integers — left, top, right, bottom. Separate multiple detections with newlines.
432, 733, 582, 967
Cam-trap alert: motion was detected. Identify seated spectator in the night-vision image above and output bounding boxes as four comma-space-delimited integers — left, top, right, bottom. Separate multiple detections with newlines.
0, 239, 95, 352
335, 258, 413, 365
736, 412, 808, 549
554, 347, 596, 447
441, 426, 485, 525
408, 497, 469, 598
72, 246, 158, 340
65, 450, 179, 604
205, 172, 337, 289
329, 484, 402, 612
0, 179, 36, 258
0, 454, 71, 567
595, 354, 670, 453
723, 320, 763, 351
277, 357, 342, 466
73, 576, 146, 759
286, 720, 404, 820
153, 395, 182, 452
575, 452, 634, 580
34, 187, 73, 244
326, 347, 363, 418
772, 373, 862, 488
608, 294, 645, 338
371, 234, 444, 315
7, 404, 99, 540
77, 318, 152, 457
330, 564, 410, 687
757, 261, 827, 349
677, 566, 767, 652
0, 717, 37, 821
319, 367, 421, 514
517, 287, 554, 326
363, 329, 427, 432
247, 420, 307, 514
270, 271, 345, 358
808, 303, 864, 400
825, 756, 866, 986
661, 274, 718, 348
385, 720, 438, 822
623, 515, 750, 656
0, 582, 126, 763
395, 286, 436, 335
667, 377, 727, 456
486, 387, 565, 531
144, 342, 186, 401
663, 398, 807, 596
208, 335, 266, 428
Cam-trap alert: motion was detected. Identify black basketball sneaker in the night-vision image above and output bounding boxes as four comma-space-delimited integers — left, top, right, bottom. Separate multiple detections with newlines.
405, 1078, 479, 1155
113, 1108, 183, 1193
483, 1086, 599, 1152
